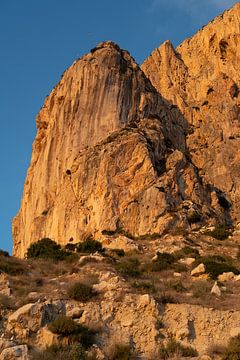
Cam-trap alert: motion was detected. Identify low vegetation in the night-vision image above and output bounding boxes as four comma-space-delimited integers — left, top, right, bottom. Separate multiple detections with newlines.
158, 338, 198, 359
67, 282, 96, 302
116, 257, 142, 278
150, 252, 176, 272
222, 334, 240, 360
0, 255, 26, 276
193, 255, 239, 279
109, 344, 137, 360
205, 224, 232, 240
48, 315, 93, 348
32, 344, 87, 360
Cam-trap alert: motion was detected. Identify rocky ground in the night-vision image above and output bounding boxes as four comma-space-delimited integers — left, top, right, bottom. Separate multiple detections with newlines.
1, 226, 240, 359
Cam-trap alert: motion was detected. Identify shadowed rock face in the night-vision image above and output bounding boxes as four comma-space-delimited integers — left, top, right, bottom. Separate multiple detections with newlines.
142, 3, 240, 224
13, 36, 227, 257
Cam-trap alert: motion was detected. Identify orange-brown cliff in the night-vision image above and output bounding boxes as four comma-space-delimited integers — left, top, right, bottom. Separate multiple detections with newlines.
14, 12, 240, 257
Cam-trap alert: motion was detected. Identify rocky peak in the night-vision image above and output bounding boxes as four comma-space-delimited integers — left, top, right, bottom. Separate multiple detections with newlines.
142, 2, 240, 224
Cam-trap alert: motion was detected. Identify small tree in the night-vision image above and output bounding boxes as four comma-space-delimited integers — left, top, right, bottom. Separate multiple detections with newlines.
26, 238, 70, 260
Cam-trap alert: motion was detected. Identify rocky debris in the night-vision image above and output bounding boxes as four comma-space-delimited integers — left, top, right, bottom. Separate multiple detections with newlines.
6, 301, 65, 341
102, 235, 139, 253
163, 303, 240, 354
191, 264, 206, 277
79, 293, 161, 358
211, 281, 221, 296
0, 345, 29, 360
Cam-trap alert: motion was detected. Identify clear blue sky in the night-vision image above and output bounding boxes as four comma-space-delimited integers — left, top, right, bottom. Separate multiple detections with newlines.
0, 0, 238, 254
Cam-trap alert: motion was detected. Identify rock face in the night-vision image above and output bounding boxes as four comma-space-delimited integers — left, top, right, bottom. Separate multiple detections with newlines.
13, 5, 240, 257
142, 2, 240, 225
13, 40, 227, 257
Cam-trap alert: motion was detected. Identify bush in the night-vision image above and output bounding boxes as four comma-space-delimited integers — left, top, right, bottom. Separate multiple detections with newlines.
132, 280, 156, 293
77, 238, 104, 253
48, 316, 93, 348
151, 252, 176, 272
110, 344, 137, 360
67, 282, 96, 302
111, 249, 125, 257
174, 246, 200, 259
158, 338, 198, 359
222, 334, 240, 360
196, 256, 239, 280
27, 238, 71, 261
205, 224, 232, 240
116, 257, 142, 278
0, 249, 9, 257
187, 211, 201, 224
32, 344, 87, 360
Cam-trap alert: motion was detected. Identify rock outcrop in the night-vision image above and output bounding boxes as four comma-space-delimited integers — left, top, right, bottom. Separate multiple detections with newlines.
142, 2, 240, 225
13, 40, 226, 257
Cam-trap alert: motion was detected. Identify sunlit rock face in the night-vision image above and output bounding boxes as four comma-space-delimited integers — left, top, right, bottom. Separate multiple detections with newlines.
142, 3, 240, 225
13, 30, 230, 257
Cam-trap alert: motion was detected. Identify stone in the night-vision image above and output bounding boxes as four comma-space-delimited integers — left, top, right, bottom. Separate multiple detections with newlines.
191, 263, 206, 277
0, 345, 29, 360
218, 272, 236, 282
174, 272, 182, 277
79, 253, 105, 265
211, 282, 221, 296
230, 327, 240, 337
179, 257, 195, 266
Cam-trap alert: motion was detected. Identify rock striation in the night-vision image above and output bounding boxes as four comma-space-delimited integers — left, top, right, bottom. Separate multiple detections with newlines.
13, 5, 240, 256
142, 2, 240, 225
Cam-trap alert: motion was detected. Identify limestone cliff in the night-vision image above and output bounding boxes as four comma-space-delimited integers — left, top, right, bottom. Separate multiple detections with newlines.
142, 2, 240, 225
13, 38, 227, 257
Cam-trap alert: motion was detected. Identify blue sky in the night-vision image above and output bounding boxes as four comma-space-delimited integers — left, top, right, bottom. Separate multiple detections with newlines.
0, 0, 238, 254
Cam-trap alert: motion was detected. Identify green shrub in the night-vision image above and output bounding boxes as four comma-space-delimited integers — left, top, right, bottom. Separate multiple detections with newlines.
205, 224, 232, 240
196, 256, 239, 280
110, 344, 136, 360
187, 211, 201, 224
169, 281, 186, 293
111, 249, 125, 257
0, 249, 9, 257
77, 238, 104, 253
158, 338, 198, 359
222, 334, 240, 360
32, 344, 87, 360
116, 257, 142, 278
132, 280, 156, 293
67, 282, 96, 302
48, 316, 93, 348
151, 252, 176, 272
174, 246, 200, 259
27, 238, 71, 261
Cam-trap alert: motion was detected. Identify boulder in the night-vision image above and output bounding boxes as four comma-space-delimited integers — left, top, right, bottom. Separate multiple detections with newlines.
6, 301, 65, 341
218, 272, 236, 282
211, 282, 221, 297
191, 264, 206, 277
